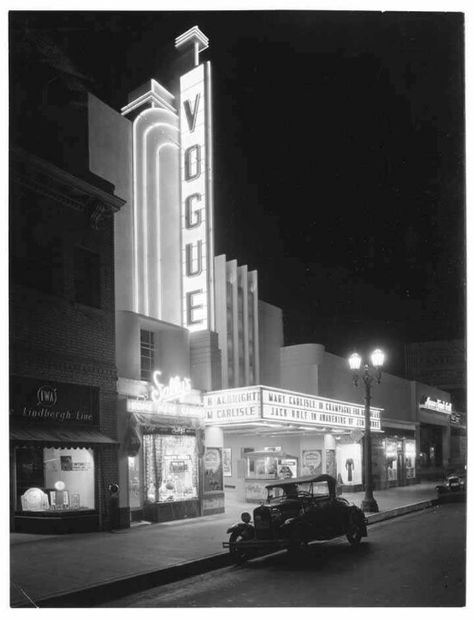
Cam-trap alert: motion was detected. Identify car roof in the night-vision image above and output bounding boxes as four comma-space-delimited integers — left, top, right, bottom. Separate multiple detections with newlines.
265, 474, 336, 489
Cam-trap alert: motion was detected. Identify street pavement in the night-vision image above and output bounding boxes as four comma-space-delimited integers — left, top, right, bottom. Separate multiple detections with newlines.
101, 502, 465, 607
10, 481, 443, 607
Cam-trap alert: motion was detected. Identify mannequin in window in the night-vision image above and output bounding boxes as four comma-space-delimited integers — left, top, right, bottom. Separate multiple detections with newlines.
345, 458, 355, 482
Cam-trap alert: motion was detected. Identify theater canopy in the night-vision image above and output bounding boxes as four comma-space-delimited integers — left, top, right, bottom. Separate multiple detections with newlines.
204, 385, 382, 433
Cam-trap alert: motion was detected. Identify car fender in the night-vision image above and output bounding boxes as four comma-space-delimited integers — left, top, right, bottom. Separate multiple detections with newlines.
226, 522, 255, 538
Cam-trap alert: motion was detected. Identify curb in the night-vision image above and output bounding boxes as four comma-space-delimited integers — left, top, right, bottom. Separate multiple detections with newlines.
12, 498, 439, 608
366, 499, 437, 524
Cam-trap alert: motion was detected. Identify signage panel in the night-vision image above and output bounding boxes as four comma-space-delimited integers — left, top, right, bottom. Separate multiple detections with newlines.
127, 398, 203, 418
203, 387, 261, 424
204, 386, 382, 431
10, 376, 99, 426
180, 63, 214, 332
420, 396, 452, 414
261, 388, 381, 431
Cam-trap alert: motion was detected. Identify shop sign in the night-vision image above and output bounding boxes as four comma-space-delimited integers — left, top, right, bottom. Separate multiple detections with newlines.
450, 412, 462, 425
420, 396, 452, 414
150, 370, 192, 403
10, 376, 99, 426
140, 425, 196, 436
180, 61, 214, 332
126, 398, 203, 418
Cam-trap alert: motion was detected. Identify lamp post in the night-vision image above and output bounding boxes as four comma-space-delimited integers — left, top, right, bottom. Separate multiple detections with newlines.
348, 348, 385, 513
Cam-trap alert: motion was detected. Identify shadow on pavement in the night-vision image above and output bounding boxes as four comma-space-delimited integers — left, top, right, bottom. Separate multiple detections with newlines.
238, 539, 373, 573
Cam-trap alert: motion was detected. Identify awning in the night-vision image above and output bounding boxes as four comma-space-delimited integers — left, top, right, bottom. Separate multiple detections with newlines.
10, 424, 118, 447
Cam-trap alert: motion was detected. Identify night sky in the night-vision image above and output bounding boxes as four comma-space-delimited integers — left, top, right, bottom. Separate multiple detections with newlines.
10, 11, 465, 374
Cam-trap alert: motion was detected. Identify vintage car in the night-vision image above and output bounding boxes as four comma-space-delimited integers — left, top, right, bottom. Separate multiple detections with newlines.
223, 474, 368, 563
435, 471, 466, 502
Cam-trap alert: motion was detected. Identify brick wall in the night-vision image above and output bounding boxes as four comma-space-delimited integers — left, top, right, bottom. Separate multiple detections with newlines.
10, 155, 122, 530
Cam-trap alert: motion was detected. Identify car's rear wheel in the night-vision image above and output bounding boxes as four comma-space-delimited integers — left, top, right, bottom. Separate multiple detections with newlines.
229, 532, 252, 565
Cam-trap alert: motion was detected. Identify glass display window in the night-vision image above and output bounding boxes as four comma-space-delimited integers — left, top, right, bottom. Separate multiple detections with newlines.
248, 456, 278, 480
385, 439, 398, 481
143, 434, 198, 503
405, 440, 416, 479
16, 446, 95, 512
336, 443, 362, 485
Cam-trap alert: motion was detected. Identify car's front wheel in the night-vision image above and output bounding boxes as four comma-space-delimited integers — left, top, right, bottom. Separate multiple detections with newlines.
346, 519, 363, 545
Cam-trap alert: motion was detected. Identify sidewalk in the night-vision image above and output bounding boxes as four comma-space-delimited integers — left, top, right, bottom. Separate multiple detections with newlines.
10, 481, 441, 607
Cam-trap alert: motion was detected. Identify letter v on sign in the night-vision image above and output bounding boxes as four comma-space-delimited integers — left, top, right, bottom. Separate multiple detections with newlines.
184, 93, 201, 132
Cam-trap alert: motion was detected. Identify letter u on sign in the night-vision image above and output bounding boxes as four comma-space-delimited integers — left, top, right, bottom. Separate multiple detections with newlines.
186, 241, 203, 276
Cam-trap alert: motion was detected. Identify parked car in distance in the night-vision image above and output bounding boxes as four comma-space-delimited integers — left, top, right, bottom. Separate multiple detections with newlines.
223, 474, 368, 563
436, 471, 466, 503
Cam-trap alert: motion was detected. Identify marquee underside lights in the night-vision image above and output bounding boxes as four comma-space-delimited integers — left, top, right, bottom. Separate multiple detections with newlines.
180, 63, 214, 332
204, 386, 382, 431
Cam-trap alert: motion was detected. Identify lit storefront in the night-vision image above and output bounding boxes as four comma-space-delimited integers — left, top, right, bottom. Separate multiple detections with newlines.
204, 385, 383, 502
121, 371, 208, 523
417, 394, 452, 479
371, 433, 417, 488
10, 376, 118, 534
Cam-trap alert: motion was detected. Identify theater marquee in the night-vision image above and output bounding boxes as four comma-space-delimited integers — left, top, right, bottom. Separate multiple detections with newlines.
204, 386, 382, 431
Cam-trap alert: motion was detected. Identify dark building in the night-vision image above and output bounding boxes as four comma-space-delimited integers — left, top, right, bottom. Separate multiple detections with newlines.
9, 27, 125, 533
405, 339, 467, 472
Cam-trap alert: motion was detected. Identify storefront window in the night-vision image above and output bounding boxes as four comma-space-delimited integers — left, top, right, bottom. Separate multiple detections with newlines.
143, 434, 198, 503
336, 443, 362, 485
16, 446, 95, 512
248, 456, 278, 479
128, 456, 141, 508
385, 439, 398, 481
405, 440, 416, 479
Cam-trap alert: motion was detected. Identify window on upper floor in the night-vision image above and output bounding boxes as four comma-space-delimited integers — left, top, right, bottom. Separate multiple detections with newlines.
140, 329, 155, 382
73, 246, 101, 308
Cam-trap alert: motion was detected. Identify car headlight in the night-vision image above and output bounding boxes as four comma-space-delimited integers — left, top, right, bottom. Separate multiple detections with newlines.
241, 512, 251, 523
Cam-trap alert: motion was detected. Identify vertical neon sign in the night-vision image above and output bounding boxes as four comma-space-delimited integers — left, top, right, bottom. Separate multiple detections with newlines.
179, 61, 214, 332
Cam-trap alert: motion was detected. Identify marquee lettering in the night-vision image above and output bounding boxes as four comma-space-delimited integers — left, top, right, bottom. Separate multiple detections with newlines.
185, 241, 203, 276
183, 94, 201, 132
186, 289, 203, 324
180, 63, 212, 332
185, 193, 202, 228
184, 144, 201, 181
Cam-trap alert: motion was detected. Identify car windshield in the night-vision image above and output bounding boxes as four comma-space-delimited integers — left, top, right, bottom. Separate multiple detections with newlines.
267, 480, 329, 502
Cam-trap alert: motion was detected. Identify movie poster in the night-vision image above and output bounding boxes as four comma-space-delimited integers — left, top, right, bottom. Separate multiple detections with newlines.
302, 450, 323, 476
222, 448, 232, 477
203, 447, 223, 492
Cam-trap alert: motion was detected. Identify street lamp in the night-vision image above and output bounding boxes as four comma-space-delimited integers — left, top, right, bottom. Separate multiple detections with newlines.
348, 348, 385, 513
